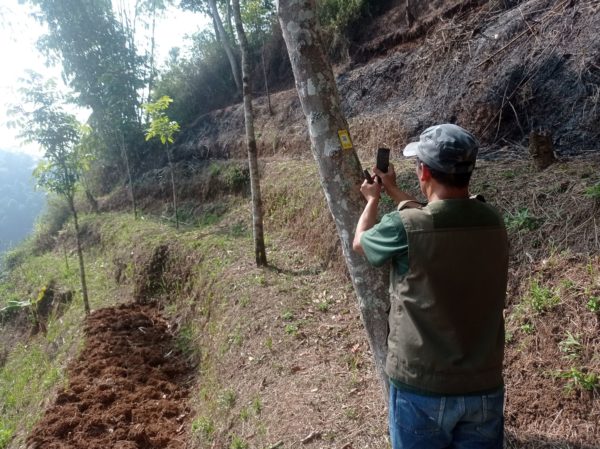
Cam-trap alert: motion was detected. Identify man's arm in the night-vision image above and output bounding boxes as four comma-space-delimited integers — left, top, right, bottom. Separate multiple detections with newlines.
353, 180, 381, 255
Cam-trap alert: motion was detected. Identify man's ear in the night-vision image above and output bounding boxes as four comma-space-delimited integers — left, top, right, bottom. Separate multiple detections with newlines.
419, 163, 432, 182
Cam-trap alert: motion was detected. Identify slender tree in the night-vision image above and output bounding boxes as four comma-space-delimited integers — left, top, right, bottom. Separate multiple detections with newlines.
277, 0, 390, 397
11, 73, 92, 314
240, 0, 275, 113
143, 96, 181, 228
232, 0, 267, 266
207, 0, 242, 92
180, 0, 242, 93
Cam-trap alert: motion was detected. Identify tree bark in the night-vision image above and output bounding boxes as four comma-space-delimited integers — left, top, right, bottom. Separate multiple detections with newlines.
208, 0, 242, 93
232, 0, 267, 266
69, 195, 90, 315
277, 0, 390, 398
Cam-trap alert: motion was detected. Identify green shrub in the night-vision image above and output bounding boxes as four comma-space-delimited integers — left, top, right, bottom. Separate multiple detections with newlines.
526, 280, 560, 313
284, 323, 298, 335
583, 183, 600, 199
558, 331, 582, 360
317, 300, 330, 312
318, 0, 367, 30
555, 368, 599, 392
587, 296, 600, 313
251, 396, 262, 415
230, 434, 248, 449
520, 322, 535, 334
32, 196, 71, 254
176, 324, 196, 355
317, 0, 371, 61
0, 422, 13, 449
218, 389, 237, 409
191, 416, 215, 440
209, 162, 221, 177
223, 165, 250, 192
504, 208, 542, 232
1, 246, 30, 271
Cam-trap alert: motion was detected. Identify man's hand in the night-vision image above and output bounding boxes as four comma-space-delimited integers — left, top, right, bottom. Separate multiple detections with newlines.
374, 162, 397, 192
360, 177, 382, 202
373, 162, 417, 205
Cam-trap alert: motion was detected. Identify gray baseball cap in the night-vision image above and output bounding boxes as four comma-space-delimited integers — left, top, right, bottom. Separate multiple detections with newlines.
403, 124, 479, 174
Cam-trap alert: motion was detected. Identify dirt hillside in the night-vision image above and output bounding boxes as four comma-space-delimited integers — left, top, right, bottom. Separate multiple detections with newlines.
175, 0, 600, 163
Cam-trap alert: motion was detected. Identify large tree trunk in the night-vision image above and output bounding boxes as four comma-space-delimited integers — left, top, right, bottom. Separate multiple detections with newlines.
208, 0, 242, 93
69, 195, 90, 315
277, 0, 390, 398
232, 0, 267, 267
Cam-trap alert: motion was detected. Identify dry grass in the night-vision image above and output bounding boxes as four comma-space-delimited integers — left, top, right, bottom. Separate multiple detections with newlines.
171, 153, 600, 449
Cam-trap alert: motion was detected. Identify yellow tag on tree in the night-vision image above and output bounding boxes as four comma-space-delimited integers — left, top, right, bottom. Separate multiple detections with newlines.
338, 129, 353, 150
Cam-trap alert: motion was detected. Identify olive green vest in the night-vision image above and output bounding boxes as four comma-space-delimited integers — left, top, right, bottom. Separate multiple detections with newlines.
386, 197, 508, 394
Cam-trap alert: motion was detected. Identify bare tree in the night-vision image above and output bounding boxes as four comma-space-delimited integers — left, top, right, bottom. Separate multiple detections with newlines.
232, 0, 267, 266
277, 0, 390, 397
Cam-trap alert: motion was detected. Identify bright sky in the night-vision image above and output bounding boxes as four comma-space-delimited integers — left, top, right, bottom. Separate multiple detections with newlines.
0, 0, 207, 158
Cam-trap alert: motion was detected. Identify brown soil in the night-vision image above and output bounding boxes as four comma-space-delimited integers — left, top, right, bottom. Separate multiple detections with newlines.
25, 304, 194, 449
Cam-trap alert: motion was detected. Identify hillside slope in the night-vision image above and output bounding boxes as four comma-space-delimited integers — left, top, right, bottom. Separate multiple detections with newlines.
3, 156, 599, 449
2, 1, 600, 449
174, 0, 600, 163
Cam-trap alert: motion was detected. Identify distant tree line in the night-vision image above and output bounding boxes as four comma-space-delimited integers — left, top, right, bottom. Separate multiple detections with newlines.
0, 150, 45, 255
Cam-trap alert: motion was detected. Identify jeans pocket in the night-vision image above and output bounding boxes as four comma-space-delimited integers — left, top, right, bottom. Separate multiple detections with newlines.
476, 388, 504, 440
393, 392, 445, 435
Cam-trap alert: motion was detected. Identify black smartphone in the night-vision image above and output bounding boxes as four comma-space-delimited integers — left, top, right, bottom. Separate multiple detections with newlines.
363, 169, 374, 184
376, 147, 390, 173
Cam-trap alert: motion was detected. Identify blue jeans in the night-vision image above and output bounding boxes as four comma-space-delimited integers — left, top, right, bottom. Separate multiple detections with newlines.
389, 383, 504, 449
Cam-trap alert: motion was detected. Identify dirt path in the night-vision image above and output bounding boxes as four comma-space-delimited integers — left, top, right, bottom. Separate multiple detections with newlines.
26, 304, 194, 449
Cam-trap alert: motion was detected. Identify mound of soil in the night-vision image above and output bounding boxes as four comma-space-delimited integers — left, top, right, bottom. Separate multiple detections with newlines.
26, 304, 194, 449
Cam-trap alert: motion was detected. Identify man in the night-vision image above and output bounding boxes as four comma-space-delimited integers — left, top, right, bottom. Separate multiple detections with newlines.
353, 124, 508, 449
